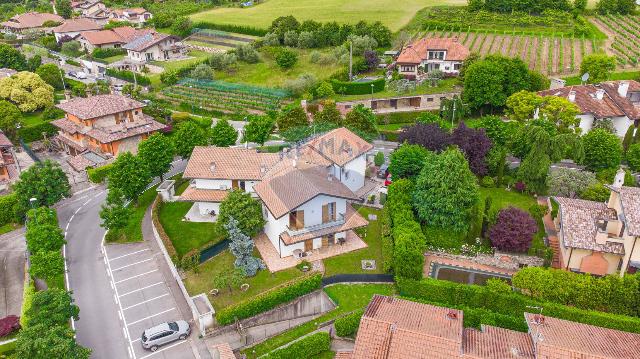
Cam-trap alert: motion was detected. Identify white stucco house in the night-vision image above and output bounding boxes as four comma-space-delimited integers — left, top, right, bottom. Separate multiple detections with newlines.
117, 32, 187, 72
71, 0, 106, 17
538, 80, 640, 137
396, 37, 470, 79
180, 128, 373, 266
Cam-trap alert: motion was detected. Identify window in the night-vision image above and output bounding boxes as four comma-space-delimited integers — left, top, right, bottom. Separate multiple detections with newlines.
428, 51, 445, 60
426, 97, 434, 102
289, 210, 305, 230
322, 202, 337, 223
145, 52, 153, 61
168, 322, 178, 331
400, 65, 415, 72
444, 66, 450, 70
454, 63, 461, 70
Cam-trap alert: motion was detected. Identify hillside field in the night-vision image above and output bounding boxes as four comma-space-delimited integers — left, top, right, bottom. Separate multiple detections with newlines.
189, 0, 466, 32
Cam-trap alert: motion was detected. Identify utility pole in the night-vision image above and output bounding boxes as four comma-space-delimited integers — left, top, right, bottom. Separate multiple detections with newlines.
349, 41, 353, 82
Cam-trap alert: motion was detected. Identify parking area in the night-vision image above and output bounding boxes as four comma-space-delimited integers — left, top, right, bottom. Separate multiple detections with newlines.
104, 242, 197, 359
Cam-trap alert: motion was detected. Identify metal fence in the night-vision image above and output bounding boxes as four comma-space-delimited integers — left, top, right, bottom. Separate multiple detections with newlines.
199, 239, 230, 263
321, 273, 394, 286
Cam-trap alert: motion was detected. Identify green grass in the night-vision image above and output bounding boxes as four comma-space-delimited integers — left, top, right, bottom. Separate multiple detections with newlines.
183, 249, 304, 311
312, 352, 336, 359
0, 338, 16, 356
157, 201, 225, 257
102, 54, 125, 64
0, 223, 20, 235
377, 123, 415, 131
46, 273, 65, 290
478, 187, 537, 212
334, 78, 458, 102
190, 0, 466, 32
20, 111, 47, 126
151, 50, 210, 72
242, 283, 395, 359
563, 70, 640, 85
323, 206, 385, 277
215, 47, 343, 87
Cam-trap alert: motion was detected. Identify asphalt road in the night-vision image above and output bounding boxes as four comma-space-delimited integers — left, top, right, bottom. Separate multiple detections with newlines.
0, 228, 26, 318
57, 159, 188, 359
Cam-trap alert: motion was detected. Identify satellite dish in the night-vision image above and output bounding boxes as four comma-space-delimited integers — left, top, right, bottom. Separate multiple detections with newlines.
581, 73, 590, 82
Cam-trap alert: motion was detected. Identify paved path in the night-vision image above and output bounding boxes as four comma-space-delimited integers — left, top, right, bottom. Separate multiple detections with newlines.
0, 228, 26, 318
537, 197, 562, 269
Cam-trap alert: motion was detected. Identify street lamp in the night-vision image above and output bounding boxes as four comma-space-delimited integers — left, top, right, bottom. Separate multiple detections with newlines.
29, 197, 38, 224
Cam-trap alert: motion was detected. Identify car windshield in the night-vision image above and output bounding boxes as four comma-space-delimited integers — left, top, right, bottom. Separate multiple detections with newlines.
141, 333, 147, 342
168, 322, 178, 331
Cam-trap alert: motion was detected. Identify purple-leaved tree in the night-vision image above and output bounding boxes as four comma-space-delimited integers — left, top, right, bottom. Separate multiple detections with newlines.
489, 207, 537, 252
398, 122, 450, 152
451, 122, 492, 176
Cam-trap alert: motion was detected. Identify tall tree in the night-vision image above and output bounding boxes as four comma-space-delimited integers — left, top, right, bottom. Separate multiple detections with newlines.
172, 120, 208, 158
56, 0, 73, 18
243, 115, 274, 146
225, 217, 265, 277
583, 128, 623, 170
451, 122, 493, 176
0, 71, 54, 112
389, 144, 431, 180
344, 104, 377, 134
15, 324, 90, 359
0, 100, 22, 139
314, 101, 343, 125
0, 44, 27, 71
138, 133, 174, 181
489, 207, 538, 252
107, 152, 151, 203
99, 188, 131, 231
13, 160, 70, 214
398, 122, 450, 152
413, 148, 479, 232
276, 105, 309, 132
580, 54, 616, 83
219, 190, 265, 237
505, 90, 542, 121
210, 119, 238, 147
35, 63, 64, 90
26, 224, 65, 253
29, 250, 64, 283
546, 168, 597, 198
538, 96, 581, 133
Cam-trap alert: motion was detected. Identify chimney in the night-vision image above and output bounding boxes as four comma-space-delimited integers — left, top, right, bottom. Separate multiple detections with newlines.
210, 162, 216, 174
292, 159, 297, 168
595, 89, 605, 100
612, 167, 625, 189
568, 91, 576, 102
618, 81, 630, 98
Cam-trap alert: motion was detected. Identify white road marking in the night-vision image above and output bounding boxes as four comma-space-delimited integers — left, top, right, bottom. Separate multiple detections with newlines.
128, 346, 134, 359
137, 337, 189, 359
131, 338, 141, 343
120, 282, 164, 297
122, 294, 169, 311
112, 258, 154, 271
110, 248, 150, 262
126, 308, 175, 326
115, 270, 158, 284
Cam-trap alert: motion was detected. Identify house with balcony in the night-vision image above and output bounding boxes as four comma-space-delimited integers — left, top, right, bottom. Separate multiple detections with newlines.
118, 32, 187, 72
51, 94, 166, 162
72, 0, 106, 17
396, 37, 469, 79
53, 18, 101, 42
538, 80, 640, 137
78, 26, 152, 52
554, 169, 640, 276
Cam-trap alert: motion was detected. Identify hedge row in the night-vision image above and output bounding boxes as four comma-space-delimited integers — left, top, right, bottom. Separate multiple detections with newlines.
106, 68, 151, 86
397, 277, 640, 333
216, 273, 322, 325
330, 78, 385, 95
375, 110, 437, 125
386, 179, 426, 279
17, 122, 58, 143
380, 207, 394, 273
151, 197, 179, 260
512, 267, 640, 317
91, 47, 126, 59
264, 332, 330, 359
87, 163, 113, 183
0, 193, 19, 226
334, 309, 364, 338
192, 22, 269, 37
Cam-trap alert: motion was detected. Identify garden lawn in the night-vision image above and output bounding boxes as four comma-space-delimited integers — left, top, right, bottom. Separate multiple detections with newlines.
157, 201, 225, 257
563, 70, 640, 85
183, 249, 304, 311
215, 48, 342, 87
102, 54, 125, 64
334, 78, 459, 102
323, 206, 384, 277
151, 50, 210, 72
20, 111, 47, 126
242, 283, 396, 359
190, 0, 466, 32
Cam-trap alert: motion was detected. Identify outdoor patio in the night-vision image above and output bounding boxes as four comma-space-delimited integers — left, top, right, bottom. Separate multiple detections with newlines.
183, 203, 218, 223
255, 230, 368, 272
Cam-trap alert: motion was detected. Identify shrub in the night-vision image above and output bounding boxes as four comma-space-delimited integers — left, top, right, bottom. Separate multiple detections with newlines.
489, 207, 538, 252
87, 163, 113, 183
235, 44, 260, 64
275, 48, 298, 69
216, 273, 322, 325
0, 315, 20, 337
480, 176, 495, 188
330, 78, 384, 95
0, 193, 18, 226
334, 309, 364, 337
627, 143, 640, 172
91, 48, 126, 59
105, 69, 151, 86
160, 69, 179, 85
264, 332, 330, 359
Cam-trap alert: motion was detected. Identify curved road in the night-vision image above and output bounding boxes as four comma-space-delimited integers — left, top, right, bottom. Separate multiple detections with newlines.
57, 159, 187, 358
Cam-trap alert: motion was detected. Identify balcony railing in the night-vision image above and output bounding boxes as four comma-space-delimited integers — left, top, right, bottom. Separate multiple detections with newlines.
286, 213, 345, 236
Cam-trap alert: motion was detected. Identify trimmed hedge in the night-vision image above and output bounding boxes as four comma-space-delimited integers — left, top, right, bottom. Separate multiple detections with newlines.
92, 47, 126, 59
397, 277, 640, 333
87, 163, 113, 183
192, 23, 268, 37
216, 273, 322, 325
265, 332, 330, 359
0, 193, 19, 226
331, 78, 385, 95
106, 69, 151, 86
17, 122, 58, 143
334, 309, 364, 338
376, 110, 437, 125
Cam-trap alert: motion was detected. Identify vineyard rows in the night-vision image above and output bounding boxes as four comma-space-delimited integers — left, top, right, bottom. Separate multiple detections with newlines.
592, 15, 640, 68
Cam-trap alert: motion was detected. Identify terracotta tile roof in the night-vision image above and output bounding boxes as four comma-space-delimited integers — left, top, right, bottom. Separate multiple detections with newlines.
56, 94, 145, 120
554, 197, 623, 254
53, 18, 101, 33
335, 351, 354, 359
525, 313, 640, 358
208, 343, 235, 359
123, 32, 174, 52
2, 12, 63, 29
305, 127, 374, 167
67, 154, 94, 172
53, 134, 86, 152
184, 147, 279, 181
397, 37, 470, 64
279, 205, 368, 245
178, 187, 229, 203
51, 118, 81, 134
614, 186, 640, 236
463, 326, 534, 359
72, 0, 102, 9
255, 160, 360, 219
80, 26, 150, 45
111, 26, 152, 42
0, 131, 12, 147
113, 8, 148, 16
85, 116, 166, 143
539, 80, 640, 121
352, 295, 463, 359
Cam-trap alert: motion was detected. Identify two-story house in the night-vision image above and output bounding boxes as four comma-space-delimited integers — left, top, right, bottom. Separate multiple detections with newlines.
181, 147, 280, 219
538, 80, 640, 137
53, 18, 101, 42
51, 94, 166, 157
0, 131, 17, 185
554, 169, 640, 276
1, 12, 64, 36
120, 32, 186, 71
396, 37, 470, 79
71, 0, 106, 17
78, 26, 151, 52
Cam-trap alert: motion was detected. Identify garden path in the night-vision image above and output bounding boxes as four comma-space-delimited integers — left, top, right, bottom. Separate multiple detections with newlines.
538, 197, 562, 269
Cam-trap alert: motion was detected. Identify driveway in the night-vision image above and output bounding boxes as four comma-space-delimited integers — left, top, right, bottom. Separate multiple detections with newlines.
0, 228, 26, 318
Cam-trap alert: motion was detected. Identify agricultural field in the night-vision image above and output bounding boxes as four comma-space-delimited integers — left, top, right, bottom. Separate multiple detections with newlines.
189, 0, 466, 32
411, 28, 605, 76
591, 15, 640, 69
160, 78, 289, 114
184, 29, 259, 52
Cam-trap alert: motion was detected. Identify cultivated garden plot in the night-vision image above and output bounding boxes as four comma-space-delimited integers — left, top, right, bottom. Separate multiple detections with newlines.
592, 15, 640, 68
185, 29, 259, 52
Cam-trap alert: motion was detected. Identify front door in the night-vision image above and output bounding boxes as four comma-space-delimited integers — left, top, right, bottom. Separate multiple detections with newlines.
232, 180, 239, 189
304, 239, 313, 252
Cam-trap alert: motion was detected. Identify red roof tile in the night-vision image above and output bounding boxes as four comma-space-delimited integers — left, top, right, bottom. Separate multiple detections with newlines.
305, 127, 373, 167
53, 18, 101, 33
56, 94, 145, 120
184, 147, 279, 181
397, 37, 470, 64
